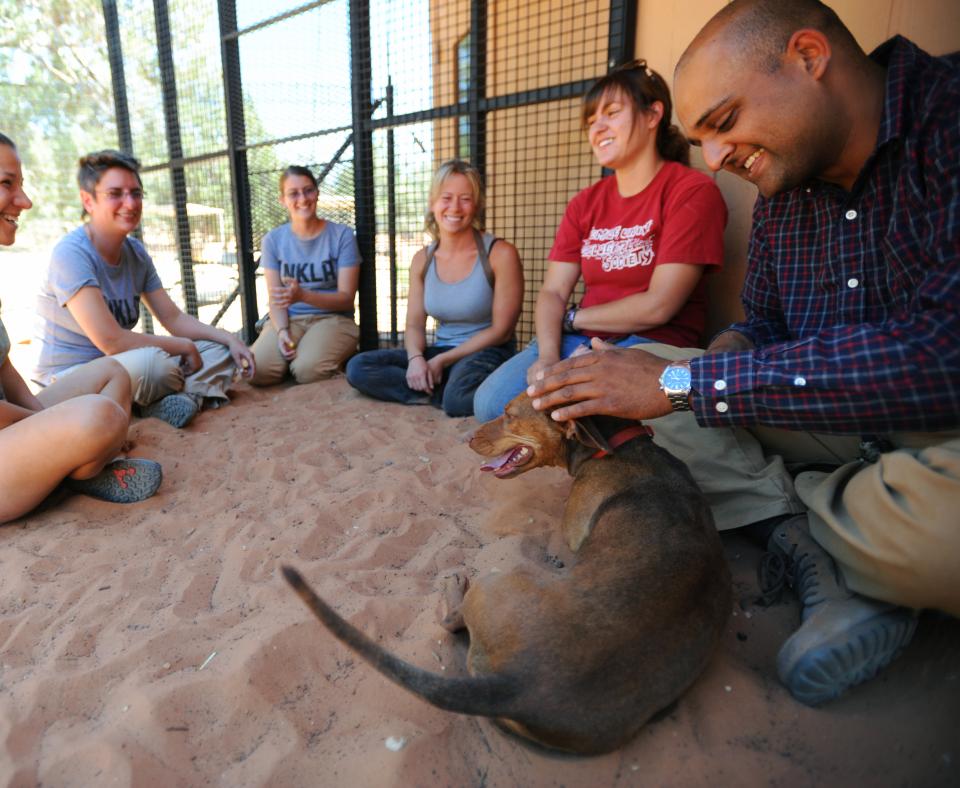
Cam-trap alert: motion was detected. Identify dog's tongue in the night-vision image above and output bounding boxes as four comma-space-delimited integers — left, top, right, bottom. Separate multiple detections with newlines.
480, 449, 517, 472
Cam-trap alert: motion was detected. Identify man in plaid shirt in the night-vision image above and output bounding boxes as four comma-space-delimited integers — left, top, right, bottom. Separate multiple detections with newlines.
528, 0, 959, 706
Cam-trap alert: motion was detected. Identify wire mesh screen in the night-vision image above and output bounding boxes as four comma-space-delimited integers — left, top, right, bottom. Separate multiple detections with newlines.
4, 0, 623, 353
362, 0, 613, 346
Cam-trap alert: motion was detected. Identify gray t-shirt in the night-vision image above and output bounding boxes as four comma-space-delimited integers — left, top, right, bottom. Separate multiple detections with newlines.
34, 226, 163, 383
260, 221, 361, 318
424, 232, 496, 347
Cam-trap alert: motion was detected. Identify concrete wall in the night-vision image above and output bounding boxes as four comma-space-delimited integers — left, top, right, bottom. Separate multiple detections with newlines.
635, 0, 960, 334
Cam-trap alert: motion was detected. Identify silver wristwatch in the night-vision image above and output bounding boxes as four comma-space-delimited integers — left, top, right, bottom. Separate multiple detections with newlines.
658, 361, 692, 412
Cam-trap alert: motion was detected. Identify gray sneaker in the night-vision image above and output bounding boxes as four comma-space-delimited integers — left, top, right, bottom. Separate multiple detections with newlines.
142, 393, 200, 428
765, 515, 918, 706
67, 458, 163, 503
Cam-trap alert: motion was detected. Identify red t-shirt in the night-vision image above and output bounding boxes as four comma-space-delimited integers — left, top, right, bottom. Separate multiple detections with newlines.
549, 161, 727, 346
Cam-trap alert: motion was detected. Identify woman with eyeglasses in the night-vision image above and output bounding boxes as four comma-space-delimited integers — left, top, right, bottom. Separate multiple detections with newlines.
249, 165, 360, 386
473, 60, 727, 422
33, 149, 255, 428
346, 159, 523, 417
0, 134, 161, 521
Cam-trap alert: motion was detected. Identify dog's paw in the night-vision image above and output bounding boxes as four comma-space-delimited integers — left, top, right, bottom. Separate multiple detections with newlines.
437, 573, 470, 632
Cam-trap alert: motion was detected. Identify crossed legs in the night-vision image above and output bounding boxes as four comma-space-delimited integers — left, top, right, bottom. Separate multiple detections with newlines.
0, 358, 131, 523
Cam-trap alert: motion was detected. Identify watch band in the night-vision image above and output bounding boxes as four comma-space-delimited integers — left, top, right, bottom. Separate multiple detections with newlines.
659, 361, 693, 412
664, 389, 692, 412
562, 305, 578, 333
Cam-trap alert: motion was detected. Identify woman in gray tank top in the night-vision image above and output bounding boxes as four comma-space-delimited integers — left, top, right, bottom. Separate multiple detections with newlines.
346, 160, 523, 417
0, 134, 161, 521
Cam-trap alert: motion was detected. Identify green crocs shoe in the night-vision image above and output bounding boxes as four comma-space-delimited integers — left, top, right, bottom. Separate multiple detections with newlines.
67, 458, 163, 503
143, 393, 200, 428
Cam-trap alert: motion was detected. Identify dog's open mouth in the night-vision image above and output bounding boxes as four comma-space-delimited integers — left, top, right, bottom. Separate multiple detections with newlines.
480, 445, 534, 477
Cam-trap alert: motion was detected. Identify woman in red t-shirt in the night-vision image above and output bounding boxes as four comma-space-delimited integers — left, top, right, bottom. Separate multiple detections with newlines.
474, 60, 727, 422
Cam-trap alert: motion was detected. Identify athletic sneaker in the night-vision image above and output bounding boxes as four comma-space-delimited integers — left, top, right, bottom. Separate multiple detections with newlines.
67, 458, 163, 504
142, 392, 200, 428
764, 514, 918, 706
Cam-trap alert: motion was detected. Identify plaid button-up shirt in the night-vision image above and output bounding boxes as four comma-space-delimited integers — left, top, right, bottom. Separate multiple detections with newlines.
692, 37, 960, 434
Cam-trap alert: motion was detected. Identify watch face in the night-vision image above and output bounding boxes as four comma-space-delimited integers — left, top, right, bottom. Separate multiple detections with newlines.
661, 365, 692, 391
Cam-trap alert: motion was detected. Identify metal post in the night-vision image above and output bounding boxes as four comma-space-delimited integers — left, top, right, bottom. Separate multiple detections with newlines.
153, 0, 199, 316
468, 0, 487, 178
607, 0, 637, 69
102, 0, 155, 332
218, 0, 259, 343
386, 79, 398, 345
102, 0, 133, 156
349, 0, 378, 350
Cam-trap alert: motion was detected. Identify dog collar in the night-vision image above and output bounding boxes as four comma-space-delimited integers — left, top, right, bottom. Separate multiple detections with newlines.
592, 424, 654, 458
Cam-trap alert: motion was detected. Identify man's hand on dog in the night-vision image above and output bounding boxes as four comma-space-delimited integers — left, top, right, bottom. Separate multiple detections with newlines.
527, 338, 673, 422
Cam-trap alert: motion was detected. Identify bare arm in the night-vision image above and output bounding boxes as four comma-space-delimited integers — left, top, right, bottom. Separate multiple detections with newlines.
404, 250, 434, 392
0, 358, 41, 427
529, 260, 581, 384
428, 241, 524, 372
67, 286, 196, 361
143, 287, 255, 375
263, 267, 296, 359
571, 263, 705, 335
264, 267, 290, 330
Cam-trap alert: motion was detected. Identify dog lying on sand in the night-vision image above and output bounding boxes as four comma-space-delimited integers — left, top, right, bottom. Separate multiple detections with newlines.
284, 393, 730, 754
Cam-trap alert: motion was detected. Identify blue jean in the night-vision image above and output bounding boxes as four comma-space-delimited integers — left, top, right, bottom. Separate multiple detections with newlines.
345, 341, 516, 417
472, 333, 654, 423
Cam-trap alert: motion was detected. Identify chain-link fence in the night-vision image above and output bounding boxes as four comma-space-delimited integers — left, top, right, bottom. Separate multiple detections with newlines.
2, 0, 634, 355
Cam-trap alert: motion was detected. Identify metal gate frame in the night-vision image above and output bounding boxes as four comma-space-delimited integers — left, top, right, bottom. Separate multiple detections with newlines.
99, 0, 637, 349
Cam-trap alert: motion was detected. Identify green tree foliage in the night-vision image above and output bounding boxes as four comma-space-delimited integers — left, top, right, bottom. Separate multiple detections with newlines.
1, 0, 118, 246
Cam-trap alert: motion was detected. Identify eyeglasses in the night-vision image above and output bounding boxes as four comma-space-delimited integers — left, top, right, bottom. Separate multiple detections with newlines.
284, 186, 318, 200
96, 188, 146, 202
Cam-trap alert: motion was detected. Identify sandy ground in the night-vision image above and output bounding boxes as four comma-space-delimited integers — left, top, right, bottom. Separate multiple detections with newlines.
1, 376, 958, 787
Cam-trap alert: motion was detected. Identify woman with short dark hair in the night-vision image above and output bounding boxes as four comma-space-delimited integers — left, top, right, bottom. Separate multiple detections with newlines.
33, 149, 255, 428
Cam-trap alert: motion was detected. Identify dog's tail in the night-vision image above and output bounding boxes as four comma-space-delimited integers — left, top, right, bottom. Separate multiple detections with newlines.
282, 566, 520, 717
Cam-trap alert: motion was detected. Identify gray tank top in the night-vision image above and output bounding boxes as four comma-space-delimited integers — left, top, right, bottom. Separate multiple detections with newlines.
424, 232, 497, 347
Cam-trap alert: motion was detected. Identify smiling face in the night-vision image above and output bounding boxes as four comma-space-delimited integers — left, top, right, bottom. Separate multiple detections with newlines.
469, 394, 572, 478
280, 173, 319, 222
430, 173, 477, 236
0, 144, 33, 246
80, 166, 143, 238
675, 38, 842, 197
586, 88, 660, 172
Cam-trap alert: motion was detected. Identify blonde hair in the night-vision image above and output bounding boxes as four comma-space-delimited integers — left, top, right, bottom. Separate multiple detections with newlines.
424, 159, 485, 240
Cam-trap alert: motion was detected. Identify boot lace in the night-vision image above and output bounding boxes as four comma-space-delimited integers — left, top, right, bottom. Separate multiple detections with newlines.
756, 551, 787, 607
757, 542, 826, 608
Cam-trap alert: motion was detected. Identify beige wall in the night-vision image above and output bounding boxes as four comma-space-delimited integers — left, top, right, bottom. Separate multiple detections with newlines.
636, 0, 960, 336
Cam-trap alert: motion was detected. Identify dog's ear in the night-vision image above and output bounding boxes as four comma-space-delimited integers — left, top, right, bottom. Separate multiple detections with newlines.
562, 417, 611, 453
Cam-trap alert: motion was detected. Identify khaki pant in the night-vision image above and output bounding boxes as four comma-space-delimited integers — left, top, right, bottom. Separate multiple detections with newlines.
250, 313, 358, 386
58, 341, 237, 407
641, 343, 960, 616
